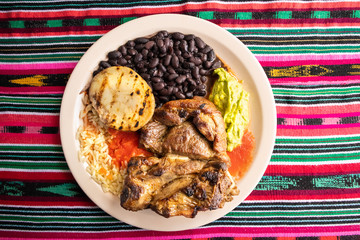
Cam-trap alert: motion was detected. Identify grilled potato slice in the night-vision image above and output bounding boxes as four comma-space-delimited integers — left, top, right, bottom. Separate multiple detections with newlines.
88, 66, 155, 131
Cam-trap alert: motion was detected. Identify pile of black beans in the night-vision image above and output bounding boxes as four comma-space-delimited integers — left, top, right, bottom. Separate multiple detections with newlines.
93, 30, 222, 107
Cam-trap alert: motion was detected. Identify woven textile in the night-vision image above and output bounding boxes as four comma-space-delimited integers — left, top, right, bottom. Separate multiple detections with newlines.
1, 0, 360, 239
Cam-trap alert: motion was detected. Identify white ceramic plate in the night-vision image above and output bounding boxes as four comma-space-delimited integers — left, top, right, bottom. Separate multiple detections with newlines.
60, 13, 276, 232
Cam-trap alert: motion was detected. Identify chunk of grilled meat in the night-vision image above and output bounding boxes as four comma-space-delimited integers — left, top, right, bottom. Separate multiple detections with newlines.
120, 155, 238, 218
140, 97, 230, 166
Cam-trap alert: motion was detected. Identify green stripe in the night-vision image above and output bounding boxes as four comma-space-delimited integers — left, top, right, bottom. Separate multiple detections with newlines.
273, 87, 360, 96
0, 161, 68, 170
276, 136, 360, 144
249, 45, 360, 54
0, 145, 62, 152
0, 97, 61, 104
271, 152, 360, 162
227, 209, 360, 217
0, 53, 83, 62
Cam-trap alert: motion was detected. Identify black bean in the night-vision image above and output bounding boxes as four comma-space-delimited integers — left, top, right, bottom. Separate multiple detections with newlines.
118, 58, 127, 66
126, 40, 135, 47
174, 50, 182, 56
100, 61, 111, 68
188, 39, 195, 52
168, 73, 179, 81
156, 39, 164, 48
134, 44, 145, 51
198, 90, 207, 96
201, 53, 207, 62
207, 50, 216, 62
168, 80, 176, 86
199, 69, 208, 76
175, 92, 186, 99
158, 63, 166, 73
153, 82, 165, 91
164, 38, 170, 48
180, 40, 188, 52
159, 96, 169, 102
119, 46, 127, 55
127, 48, 137, 56
172, 32, 185, 40
182, 52, 192, 59
184, 34, 195, 40
151, 77, 161, 83
197, 84, 206, 90
167, 66, 176, 74
194, 37, 206, 49
134, 37, 149, 44
109, 59, 118, 66
201, 45, 212, 53
149, 58, 159, 68
183, 62, 195, 69
193, 57, 202, 66
212, 60, 221, 69
145, 41, 155, 49
185, 92, 193, 98
192, 67, 200, 79
163, 54, 172, 66
203, 61, 213, 69
171, 55, 179, 68
200, 76, 208, 83
108, 50, 121, 60
141, 73, 150, 81
134, 53, 143, 63
175, 75, 186, 84
141, 49, 149, 58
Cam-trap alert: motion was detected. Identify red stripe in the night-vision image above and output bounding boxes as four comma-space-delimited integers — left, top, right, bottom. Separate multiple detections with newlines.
0, 114, 59, 126
265, 163, 360, 176
0, 133, 61, 144
259, 59, 360, 67
247, 189, 360, 200
0, 86, 65, 94
276, 104, 360, 116
1, 1, 359, 20
0, 171, 74, 181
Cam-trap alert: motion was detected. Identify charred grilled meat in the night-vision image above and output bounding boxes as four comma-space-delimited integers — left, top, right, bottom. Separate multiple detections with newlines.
120, 97, 239, 218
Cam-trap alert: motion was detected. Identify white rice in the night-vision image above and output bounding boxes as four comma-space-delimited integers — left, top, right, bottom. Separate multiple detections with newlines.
76, 94, 125, 197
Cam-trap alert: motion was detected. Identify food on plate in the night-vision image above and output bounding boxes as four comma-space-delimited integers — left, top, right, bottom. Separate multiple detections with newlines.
92, 31, 222, 107
77, 30, 253, 218
89, 66, 155, 131
121, 154, 238, 218
209, 68, 250, 151
140, 96, 230, 166
121, 97, 238, 217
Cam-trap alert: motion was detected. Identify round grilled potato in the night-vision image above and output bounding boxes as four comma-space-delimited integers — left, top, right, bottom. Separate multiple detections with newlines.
88, 66, 155, 131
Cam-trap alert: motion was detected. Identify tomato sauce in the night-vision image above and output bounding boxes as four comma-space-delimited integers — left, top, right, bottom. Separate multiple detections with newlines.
227, 129, 255, 179
107, 128, 152, 169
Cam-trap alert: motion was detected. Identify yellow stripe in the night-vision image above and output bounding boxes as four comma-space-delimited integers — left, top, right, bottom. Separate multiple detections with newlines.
10, 75, 48, 87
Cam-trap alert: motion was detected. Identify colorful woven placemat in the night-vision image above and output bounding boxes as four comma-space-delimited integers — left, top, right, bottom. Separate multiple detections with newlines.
1, 1, 360, 239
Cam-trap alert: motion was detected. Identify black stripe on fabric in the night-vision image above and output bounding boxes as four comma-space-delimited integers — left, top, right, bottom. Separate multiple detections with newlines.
0, 93, 62, 98
3, 126, 26, 133
0, 155, 65, 161
99, 18, 121, 26
340, 236, 360, 240
330, 10, 353, 18
62, 19, 84, 27
339, 116, 360, 124
0, 206, 107, 217
0, 106, 60, 113
24, 20, 47, 29
273, 83, 360, 89
292, 11, 312, 19
0, 75, 69, 87
252, 11, 275, 19
274, 142, 360, 150
39, 127, 59, 134
274, 94, 360, 104
296, 238, 319, 240
213, 11, 236, 19
254, 238, 276, 240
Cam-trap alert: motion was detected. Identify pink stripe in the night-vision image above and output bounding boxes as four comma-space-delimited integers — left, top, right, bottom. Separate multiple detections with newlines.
255, 53, 360, 62
1, 225, 360, 239
0, 133, 61, 144
0, 114, 59, 126
277, 123, 360, 129
277, 127, 360, 136
269, 75, 360, 85
277, 104, 360, 115
259, 58, 360, 67
0, 62, 77, 70
0, 62, 76, 74
0, 86, 65, 94
277, 112, 360, 118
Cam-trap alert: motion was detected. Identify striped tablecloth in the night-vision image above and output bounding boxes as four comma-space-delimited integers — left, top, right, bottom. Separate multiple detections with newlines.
1, 1, 360, 239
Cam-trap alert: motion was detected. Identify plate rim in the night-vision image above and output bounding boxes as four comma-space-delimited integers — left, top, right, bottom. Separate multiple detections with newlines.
60, 13, 277, 232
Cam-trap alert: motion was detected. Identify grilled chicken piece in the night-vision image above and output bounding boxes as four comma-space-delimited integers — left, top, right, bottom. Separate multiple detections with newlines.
121, 155, 206, 211
140, 97, 230, 166
120, 155, 238, 218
